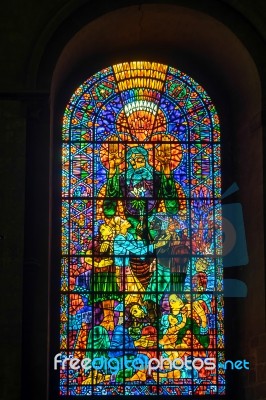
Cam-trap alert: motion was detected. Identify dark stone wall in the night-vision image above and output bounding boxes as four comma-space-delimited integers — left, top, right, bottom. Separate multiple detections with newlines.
0, 1, 266, 399
0, 101, 26, 400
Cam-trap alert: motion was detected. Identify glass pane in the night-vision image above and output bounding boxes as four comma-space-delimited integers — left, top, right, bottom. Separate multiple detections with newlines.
59, 61, 223, 396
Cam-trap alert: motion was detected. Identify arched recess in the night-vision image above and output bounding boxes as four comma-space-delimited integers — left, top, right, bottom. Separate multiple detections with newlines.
47, 4, 263, 399
58, 60, 222, 396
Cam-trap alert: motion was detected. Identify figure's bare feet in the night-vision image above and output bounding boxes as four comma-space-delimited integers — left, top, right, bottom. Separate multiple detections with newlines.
167, 369, 181, 379
126, 370, 147, 382
152, 369, 180, 380
82, 371, 104, 385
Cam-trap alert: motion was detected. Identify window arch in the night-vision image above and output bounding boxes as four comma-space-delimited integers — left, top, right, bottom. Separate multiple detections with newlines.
59, 61, 223, 396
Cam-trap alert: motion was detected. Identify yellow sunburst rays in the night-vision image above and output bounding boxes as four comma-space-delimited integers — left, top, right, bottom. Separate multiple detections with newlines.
113, 61, 167, 142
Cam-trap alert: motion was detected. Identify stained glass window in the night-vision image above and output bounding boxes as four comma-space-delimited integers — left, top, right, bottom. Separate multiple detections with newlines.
59, 61, 224, 396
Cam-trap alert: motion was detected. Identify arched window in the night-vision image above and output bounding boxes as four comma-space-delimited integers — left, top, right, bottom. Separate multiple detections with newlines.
59, 61, 223, 396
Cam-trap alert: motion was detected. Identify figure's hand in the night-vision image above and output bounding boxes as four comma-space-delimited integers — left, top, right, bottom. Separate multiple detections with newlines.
108, 139, 124, 176
84, 250, 93, 266
159, 334, 177, 346
154, 233, 171, 248
100, 241, 109, 253
155, 143, 171, 175
193, 301, 205, 315
135, 223, 143, 238
149, 259, 156, 272
193, 301, 207, 327
98, 258, 113, 268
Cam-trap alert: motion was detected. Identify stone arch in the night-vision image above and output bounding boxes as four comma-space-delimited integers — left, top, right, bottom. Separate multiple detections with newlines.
29, 3, 263, 399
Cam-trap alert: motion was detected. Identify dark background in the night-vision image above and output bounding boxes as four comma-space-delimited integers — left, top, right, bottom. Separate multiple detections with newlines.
0, 1, 265, 399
